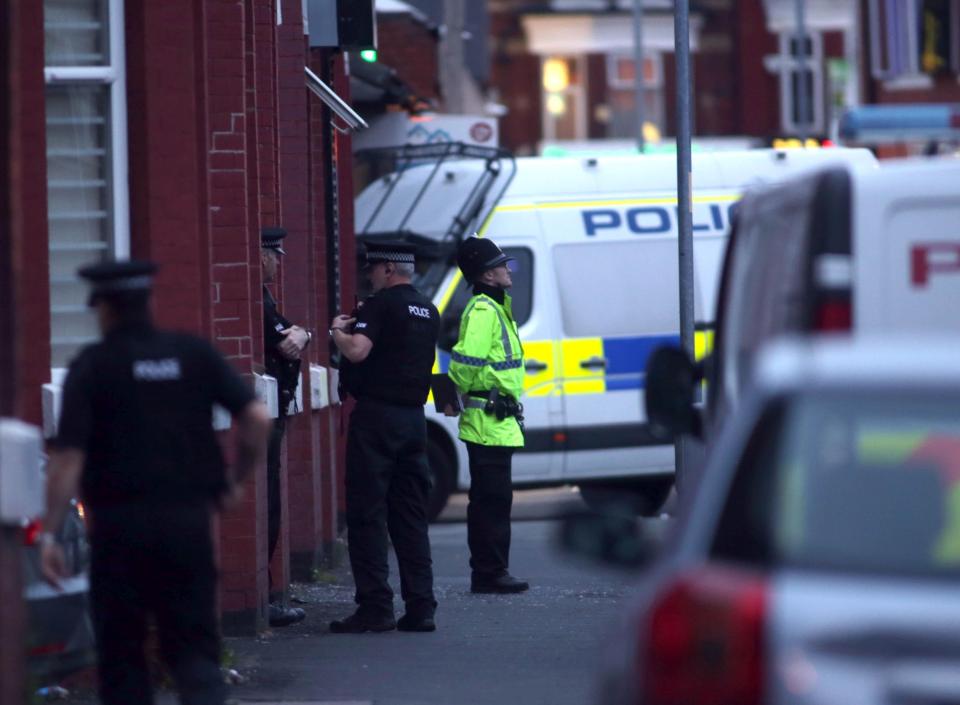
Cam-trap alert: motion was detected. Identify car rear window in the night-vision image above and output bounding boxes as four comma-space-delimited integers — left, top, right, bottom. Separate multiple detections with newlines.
769, 393, 960, 577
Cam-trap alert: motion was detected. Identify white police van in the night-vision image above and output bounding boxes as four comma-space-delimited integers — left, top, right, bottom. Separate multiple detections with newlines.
648, 156, 960, 451
354, 147, 876, 518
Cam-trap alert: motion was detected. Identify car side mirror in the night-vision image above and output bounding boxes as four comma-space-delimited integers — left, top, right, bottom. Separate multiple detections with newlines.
645, 346, 703, 440
556, 505, 660, 570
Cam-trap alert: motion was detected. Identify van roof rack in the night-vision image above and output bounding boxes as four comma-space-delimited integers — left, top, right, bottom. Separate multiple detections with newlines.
354, 141, 517, 252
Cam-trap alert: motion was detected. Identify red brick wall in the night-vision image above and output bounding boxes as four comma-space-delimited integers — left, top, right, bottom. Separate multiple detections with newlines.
489, 5, 541, 155
377, 14, 441, 103
8, 0, 50, 425
0, 0, 11, 418
735, 0, 780, 137
308, 49, 338, 557
0, 3, 29, 699
4, 0, 346, 638
871, 76, 960, 104
125, 1, 209, 337
694, 5, 739, 136
333, 53, 356, 528
276, 0, 327, 582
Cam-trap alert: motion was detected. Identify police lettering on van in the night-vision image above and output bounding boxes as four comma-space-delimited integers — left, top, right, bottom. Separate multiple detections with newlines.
582, 202, 738, 237
911, 243, 960, 288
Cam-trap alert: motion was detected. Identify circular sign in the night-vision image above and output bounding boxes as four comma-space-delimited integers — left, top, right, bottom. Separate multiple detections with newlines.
469, 121, 494, 144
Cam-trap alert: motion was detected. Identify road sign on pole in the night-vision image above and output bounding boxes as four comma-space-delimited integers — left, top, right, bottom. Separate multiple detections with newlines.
673, 0, 694, 487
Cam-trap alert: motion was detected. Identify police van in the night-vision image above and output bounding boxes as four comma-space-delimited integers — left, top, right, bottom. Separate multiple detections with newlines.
354, 146, 876, 518
648, 156, 960, 449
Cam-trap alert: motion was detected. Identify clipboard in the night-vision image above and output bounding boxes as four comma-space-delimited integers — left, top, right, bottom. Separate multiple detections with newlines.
430, 374, 463, 416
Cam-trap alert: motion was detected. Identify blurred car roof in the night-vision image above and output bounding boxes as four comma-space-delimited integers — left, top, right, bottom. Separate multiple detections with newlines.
754, 336, 960, 393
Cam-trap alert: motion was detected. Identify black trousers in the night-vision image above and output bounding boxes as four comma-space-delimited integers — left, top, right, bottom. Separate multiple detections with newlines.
266, 415, 285, 594
345, 398, 436, 619
466, 442, 515, 579
89, 502, 225, 705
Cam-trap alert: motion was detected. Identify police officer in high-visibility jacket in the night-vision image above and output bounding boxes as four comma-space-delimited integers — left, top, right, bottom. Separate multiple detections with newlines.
449, 236, 529, 594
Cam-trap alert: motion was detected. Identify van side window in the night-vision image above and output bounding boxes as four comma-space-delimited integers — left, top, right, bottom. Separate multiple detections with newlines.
438, 246, 534, 351
553, 240, 688, 337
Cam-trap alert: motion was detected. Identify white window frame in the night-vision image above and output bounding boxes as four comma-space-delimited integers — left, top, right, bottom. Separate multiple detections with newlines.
777, 31, 825, 136
604, 51, 667, 135
605, 52, 664, 91
541, 55, 588, 142
866, 0, 935, 89
44, 0, 129, 260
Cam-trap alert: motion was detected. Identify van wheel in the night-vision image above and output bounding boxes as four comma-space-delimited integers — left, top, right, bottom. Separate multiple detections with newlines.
426, 439, 455, 522
579, 477, 673, 518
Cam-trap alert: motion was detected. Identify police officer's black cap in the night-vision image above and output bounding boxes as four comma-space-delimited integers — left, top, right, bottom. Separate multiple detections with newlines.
457, 236, 513, 281
78, 259, 158, 305
362, 240, 418, 266
261, 227, 287, 255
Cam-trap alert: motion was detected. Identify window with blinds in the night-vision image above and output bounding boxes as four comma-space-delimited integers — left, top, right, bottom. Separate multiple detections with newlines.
44, 0, 126, 367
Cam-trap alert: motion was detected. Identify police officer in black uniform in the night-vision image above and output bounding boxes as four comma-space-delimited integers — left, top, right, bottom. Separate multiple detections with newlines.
260, 227, 311, 626
329, 241, 440, 633
40, 260, 271, 705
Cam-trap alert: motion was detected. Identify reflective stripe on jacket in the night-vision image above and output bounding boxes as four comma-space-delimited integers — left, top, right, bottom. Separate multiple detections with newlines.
448, 292, 525, 447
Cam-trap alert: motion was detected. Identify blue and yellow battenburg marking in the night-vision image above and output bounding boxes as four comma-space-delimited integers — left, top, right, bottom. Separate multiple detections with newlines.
436, 331, 713, 398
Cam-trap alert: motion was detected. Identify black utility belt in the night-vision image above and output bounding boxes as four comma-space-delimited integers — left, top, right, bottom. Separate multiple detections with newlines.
465, 389, 524, 422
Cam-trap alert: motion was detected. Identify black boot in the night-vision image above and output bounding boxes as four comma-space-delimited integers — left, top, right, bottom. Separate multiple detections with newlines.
397, 613, 436, 632
329, 611, 396, 634
471, 574, 529, 594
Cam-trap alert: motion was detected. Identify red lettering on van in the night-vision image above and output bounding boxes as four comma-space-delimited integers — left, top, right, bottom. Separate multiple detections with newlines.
911, 243, 960, 287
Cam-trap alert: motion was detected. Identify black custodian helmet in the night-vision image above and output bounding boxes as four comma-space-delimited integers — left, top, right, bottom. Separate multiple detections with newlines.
457, 236, 513, 282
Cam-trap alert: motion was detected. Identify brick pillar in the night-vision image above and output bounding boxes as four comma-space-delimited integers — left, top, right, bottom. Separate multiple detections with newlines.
8, 0, 49, 426
0, 0, 27, 699
308, 47, 347, 563
332, 52, 357, 533
125, 0, 209, 335
203, 0, 269, 635
276, 0, 326, 582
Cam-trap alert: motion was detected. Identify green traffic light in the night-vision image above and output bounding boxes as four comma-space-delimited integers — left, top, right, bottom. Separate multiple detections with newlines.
360, 49, 377, 63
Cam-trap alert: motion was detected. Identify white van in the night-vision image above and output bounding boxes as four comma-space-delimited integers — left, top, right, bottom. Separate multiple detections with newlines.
649, 157, 960, 447
354, 148, 876, 518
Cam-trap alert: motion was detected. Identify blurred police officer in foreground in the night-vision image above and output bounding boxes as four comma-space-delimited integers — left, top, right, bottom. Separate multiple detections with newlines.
40, 260, 271, 705
329, 241, 440, 633
260, 227, 312, 627
449, 237, 529, 594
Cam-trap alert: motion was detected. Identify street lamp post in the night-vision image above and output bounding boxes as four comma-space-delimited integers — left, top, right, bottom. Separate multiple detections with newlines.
673, 0, 694, 487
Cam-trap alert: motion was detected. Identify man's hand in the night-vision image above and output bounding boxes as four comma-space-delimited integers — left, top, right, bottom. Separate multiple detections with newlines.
278, 326, 309, 360
40, 540, 67, 590
330, 314, 355, 333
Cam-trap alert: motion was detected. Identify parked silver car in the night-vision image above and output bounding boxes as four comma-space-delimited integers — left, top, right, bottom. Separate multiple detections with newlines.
567, 338, 960, 705
23, 496, 96, 680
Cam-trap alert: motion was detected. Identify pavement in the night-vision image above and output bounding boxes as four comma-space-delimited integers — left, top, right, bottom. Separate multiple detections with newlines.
48, 489, 642, 705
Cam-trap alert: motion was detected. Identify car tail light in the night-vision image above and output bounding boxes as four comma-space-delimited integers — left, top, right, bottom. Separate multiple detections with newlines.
813, 298, 851, 332
22, 519, 42, 546
641, 566, 767, 705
